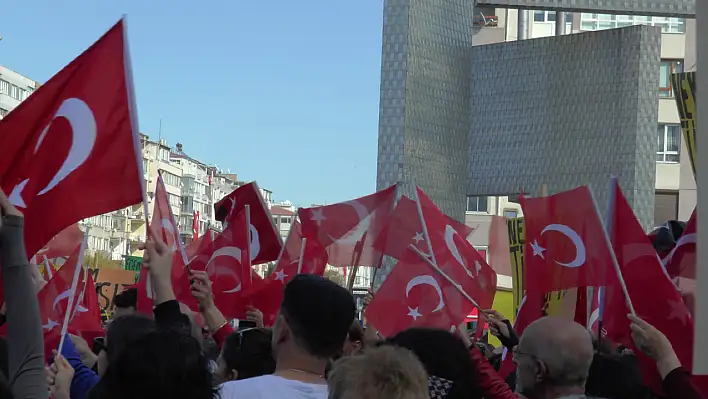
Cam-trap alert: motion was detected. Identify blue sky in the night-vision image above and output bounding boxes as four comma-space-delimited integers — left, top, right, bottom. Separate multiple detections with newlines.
1, 0, 384, 206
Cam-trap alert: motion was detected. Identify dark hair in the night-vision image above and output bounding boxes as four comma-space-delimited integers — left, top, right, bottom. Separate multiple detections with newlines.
586, 353, 649, 399
384, 328, 483, 399
0, 338, 8, 381
0, 371, 12, 399
90, 330, 215, 399
280, 274, 355, 358
221, 328, 275, 380
347, 320, 365, 343
105, 314, 155, 364
113, 288, 137, 309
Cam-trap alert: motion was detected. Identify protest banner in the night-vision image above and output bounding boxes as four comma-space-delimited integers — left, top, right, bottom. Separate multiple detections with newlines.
671, 71, 696, 177
94, 268, 137, 315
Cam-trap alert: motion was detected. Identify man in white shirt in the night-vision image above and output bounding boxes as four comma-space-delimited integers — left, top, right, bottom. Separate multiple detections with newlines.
220, 274, 355, 399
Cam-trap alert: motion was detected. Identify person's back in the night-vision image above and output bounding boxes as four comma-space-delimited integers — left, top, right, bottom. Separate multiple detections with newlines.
220, 274, 355, 399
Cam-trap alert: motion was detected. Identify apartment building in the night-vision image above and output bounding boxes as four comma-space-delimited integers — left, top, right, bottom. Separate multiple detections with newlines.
0, 65, 39, 118
465, 8, 696, 254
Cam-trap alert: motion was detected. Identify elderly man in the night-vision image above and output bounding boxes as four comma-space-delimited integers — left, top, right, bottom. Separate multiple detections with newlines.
514, 316, 594, 399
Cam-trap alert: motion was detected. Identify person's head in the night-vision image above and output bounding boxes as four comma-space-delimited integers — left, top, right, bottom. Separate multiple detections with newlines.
342, 320, 365, 357
514, 316, 594, 399
585, 352, 648, 399
98, 314, 155, 376
328, 345, 429, 399
272, 274, 355, 363
89, 330, 215, 399
216, 328, 275, 383
179, 303, 204, 347
384, 328, 483, 399
113, 288, 137, 318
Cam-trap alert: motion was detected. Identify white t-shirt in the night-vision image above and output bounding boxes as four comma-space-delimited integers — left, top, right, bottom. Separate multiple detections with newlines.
220, 375, 328, 399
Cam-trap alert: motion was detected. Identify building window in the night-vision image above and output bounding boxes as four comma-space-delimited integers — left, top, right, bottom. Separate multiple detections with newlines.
162, 171, 180, 187
533, 10, 572, 23
159, 148, 170, 162
0, 79, 9, 95
580, 14, 685, 33
281, 217, 291, 224
0, 107, 7, 117
168, 193, 181, 208
466, 196, 488, 213
657, 125, 680, 163
142, 159, 149, 174
659, 60, 683, 98
503, 209, 518, 219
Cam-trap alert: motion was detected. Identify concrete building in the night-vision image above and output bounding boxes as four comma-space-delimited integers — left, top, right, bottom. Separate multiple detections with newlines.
375, 0, 695, 286
271, 203, 296, 241
170, 143, 214, 243
462, 6, 696, 256
0, 66, 39, 118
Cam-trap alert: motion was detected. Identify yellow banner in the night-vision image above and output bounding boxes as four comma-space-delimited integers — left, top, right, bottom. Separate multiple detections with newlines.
671, 72, 696, 176
508, 216, 569, 318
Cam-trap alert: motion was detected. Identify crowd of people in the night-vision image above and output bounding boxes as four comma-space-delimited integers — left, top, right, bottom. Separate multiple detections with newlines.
0, 187, 704, 399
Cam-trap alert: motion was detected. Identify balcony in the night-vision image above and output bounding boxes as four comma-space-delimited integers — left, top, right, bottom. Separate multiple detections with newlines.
473, 15, 498, 27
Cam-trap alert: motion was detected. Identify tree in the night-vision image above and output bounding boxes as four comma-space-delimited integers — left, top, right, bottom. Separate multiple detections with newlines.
324, 268, 346, 286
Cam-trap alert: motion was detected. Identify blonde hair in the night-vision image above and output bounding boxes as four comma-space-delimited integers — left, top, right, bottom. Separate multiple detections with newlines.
327, 346, 429, 399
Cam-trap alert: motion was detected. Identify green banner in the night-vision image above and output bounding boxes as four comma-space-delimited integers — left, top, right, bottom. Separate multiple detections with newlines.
123, 255, 143, 272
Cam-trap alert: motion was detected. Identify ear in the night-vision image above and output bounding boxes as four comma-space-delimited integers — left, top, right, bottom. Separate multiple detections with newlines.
274, 314, 290, 345
228, 369, 239, 381
353, 340, 363, 354
535, 359, 547, 383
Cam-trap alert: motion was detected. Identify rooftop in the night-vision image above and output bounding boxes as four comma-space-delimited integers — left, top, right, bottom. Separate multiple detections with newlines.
271, 206, 296, 216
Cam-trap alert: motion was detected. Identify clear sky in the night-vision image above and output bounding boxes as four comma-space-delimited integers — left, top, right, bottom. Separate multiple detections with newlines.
1, 0, 384, 207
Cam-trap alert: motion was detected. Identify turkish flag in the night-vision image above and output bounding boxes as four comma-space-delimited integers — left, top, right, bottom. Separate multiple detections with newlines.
374, 194, 474, 263
365, 248, 476, 337
242, 220, 328, 326
34, 224, 84, 260
520, 186, 617, 293
663, 207, 696, 280
602, 180, 701, 397
136, 174, 188, 314
415, 187, 496, 309
177, 209, 254, 319
298, 185, 396, 268
214, 182, 282, 265
71, 271, 103, 336
0, 19, 144, 259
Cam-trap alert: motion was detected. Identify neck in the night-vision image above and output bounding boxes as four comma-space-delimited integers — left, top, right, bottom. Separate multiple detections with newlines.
274, 345, 328, 383
545, 385, 586, 399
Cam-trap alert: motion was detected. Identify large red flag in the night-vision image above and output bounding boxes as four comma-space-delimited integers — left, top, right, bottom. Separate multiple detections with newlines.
136, 174, 187, 314
415, 187, 496, 309
34, 224, 84, 259
214, 182, 282, 265
365, 250, 474, 337
373, 195, 474, 263
0, 19, 144, 259
603, 181, 698, 396
299, 185, 397, 267
177, 209, 255, 318
521, 186, 617, 293
242, 220, 328, 326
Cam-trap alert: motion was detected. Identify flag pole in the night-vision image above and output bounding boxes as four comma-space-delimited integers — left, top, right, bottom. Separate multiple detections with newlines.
587, 183, 636, 316
245, 204, 253, 286
408, 244, 483, 312
296, 238, 307, 275
57, 228, 90, 355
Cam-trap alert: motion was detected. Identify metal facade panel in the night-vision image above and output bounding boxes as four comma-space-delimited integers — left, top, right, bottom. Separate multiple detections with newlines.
475, 0, 695, 18
466, 26, 661, 229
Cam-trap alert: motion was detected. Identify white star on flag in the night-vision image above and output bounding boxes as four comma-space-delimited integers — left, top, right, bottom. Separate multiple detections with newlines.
310, 209, 326, 226
275, 269, 288, 282
407, 307, 422, 320
530, 240, 546, 259
413, 232, 424, 244
43, 319, 59, 331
